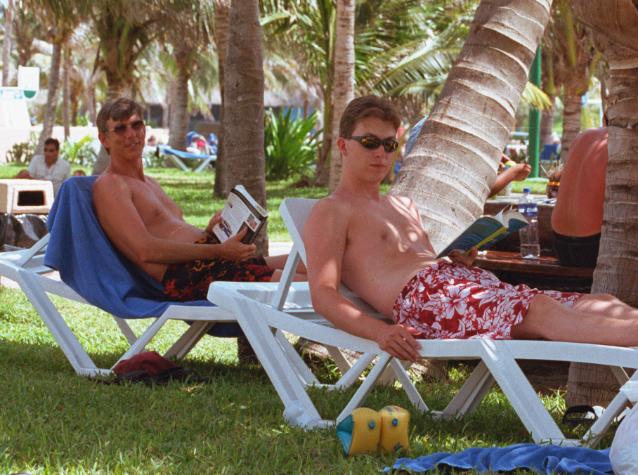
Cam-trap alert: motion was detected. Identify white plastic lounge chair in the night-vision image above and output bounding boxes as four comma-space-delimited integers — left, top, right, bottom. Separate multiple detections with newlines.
208, 197, 637, 447
0, 176, 239, 377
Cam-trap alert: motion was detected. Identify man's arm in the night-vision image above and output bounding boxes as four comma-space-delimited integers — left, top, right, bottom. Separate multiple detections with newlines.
93, 175, 254, 265
304, 199, 420, 361
490, 161, 531, 196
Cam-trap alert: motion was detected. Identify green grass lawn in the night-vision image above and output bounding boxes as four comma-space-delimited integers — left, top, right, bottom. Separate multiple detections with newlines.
1, 286, 601, 474
0, 164, 606, 473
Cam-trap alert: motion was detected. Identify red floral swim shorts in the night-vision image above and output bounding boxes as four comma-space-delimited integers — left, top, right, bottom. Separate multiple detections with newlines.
392, 261, 583, 340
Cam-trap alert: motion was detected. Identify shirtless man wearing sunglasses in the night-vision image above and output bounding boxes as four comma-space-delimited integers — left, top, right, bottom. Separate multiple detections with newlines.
304, 95, 638, 362
93, 97, 291, 302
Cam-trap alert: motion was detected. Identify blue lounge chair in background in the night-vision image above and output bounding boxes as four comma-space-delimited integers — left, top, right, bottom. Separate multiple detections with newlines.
158, 144, 216, 173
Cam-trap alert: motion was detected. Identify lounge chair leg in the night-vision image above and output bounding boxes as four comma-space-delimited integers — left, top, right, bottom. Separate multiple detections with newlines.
336, 353, 392, 424
389, 358, 429, 412
18, 269, 102, 376
274, 330, 320, 387
479, 341, 569, 445
165, 321, 213, 359
583, 370, 638, 447
441, 361, 494, 418
114, 318, 138, 345
234, 300, 325, 428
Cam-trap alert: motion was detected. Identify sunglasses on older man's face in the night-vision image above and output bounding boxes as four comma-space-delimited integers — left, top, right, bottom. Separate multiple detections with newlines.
349, 134, 399, 153
109, 119, 145, 136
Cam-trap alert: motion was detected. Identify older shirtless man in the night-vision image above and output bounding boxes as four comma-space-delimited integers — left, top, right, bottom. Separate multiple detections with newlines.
93, 97, 287, 301
551, 127, 608, 267
304, 96, 638, 362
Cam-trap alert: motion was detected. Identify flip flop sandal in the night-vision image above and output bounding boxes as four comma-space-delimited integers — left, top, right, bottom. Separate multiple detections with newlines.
562, 405, 605, 425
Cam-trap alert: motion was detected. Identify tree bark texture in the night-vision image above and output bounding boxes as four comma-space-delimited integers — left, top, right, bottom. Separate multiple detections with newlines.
36, 40, 62, 155
168, 56, 191, 151
391, 0, 553, 252
2, 0, 13, 86
62, 43, 71, 140
568, 0, 638, 407
213, 0, 231, 198
222, 0, 268, 254
559, 93, 582, 162
328, 0, 355, 192
573, 0, 638, 55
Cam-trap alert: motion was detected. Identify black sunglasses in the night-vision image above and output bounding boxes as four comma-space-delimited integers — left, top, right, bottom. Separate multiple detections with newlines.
109, 119, 145, 135
349, 135, 399, 153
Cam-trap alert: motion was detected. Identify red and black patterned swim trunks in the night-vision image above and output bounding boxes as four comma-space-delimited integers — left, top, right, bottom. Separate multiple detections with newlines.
393, 261, 583, 340
162, 235, 274, 301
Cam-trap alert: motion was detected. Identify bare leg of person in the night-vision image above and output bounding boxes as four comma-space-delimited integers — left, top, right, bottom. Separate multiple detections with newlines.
572, 293, 638, 321
264, 254, 307, 274
511, 294, 638, 346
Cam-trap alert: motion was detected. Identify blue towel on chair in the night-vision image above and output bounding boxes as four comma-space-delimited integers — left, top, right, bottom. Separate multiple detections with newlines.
385, 443, 612, 474
43, 177, 241, 336
44, 176, 209, 319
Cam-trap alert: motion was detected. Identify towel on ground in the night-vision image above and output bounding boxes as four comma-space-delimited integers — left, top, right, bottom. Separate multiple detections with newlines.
44, 176, 240, 336
385, 443, 612, 474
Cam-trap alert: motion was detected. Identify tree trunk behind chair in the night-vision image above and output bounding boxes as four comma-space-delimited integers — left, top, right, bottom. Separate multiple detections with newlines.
222, 0, 268, 254
36, 38, 63, 156
568, 0, 638, 407
213, 0, 231, 198
328, 0, 355, 192
391, 0, 553, 253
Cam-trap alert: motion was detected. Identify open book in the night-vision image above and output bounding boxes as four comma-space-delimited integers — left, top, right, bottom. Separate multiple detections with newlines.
211, 185, 268, 244
437, 207, 528, 258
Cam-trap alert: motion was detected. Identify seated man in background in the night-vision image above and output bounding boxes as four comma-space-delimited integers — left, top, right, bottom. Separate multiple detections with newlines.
15, 138, 71, 195
489, 155, 531, 196
305, 96, 638, 362
92, 97, 293, 302
551, 127, 608, 268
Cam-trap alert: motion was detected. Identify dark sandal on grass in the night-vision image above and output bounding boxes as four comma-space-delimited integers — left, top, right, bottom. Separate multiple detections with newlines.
562, 405, 604, 425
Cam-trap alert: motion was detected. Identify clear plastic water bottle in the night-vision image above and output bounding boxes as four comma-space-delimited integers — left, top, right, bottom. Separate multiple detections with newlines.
518, 187, 540, 259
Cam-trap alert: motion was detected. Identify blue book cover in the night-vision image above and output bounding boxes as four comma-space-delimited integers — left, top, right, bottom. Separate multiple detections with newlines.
437, 208, 528, 258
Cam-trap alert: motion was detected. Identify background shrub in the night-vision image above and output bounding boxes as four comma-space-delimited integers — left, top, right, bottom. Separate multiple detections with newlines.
264, 109, 320, 180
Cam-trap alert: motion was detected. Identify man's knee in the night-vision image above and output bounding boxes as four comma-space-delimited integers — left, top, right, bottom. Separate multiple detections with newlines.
15, 170, 30, 179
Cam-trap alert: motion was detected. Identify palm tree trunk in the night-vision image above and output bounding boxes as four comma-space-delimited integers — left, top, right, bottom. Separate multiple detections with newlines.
315, 92, 332, 186
168, 59, 190, 151
568, 0, 638, 407
391, 0, 553, 252
62, 42, 71, 140
222, 0, 267, 254
328, 0, 355, 191
36, 39, 62, 155
540, 98, 556, 145
213, 0, 231, 198
2, 0, 13, 86
559, 93, 581, 162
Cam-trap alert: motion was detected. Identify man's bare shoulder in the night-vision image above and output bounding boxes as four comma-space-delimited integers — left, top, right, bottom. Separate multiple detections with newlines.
313, 194, 353, 215
94, 173, 129, 199
304, 195, 353, 237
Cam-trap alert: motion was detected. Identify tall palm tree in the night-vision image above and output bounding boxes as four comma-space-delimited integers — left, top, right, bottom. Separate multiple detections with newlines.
567, 0, 638, 407
23, 0, 88, 155
89, 0, 162, 174
391, 0, 553, 253
213, 0, 231, 197
545, 0, 596, 161
262, 0, 439, 185
2, 0, 14, 86
222, 0, 267, 252
159, 1, 215, 152
12, 7, 39, 67
328, 0, 355, 191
